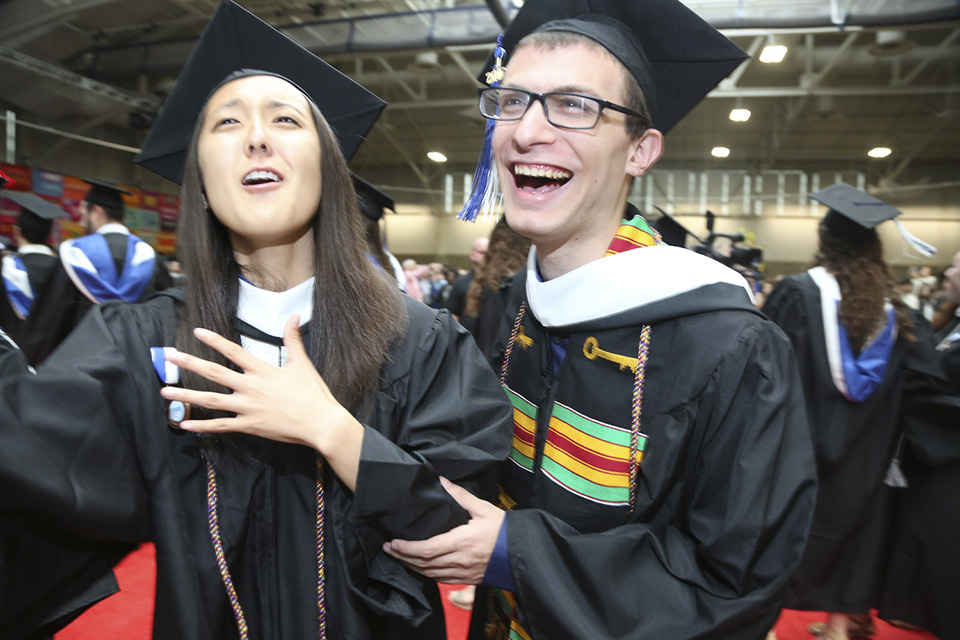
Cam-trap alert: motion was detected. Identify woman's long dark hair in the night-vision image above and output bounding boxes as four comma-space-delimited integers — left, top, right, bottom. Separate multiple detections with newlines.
176, 96, 407, 417
814, 218, 915, 352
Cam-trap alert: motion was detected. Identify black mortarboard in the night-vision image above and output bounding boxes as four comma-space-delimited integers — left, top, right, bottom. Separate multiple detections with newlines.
353, 175, 395, 222
83, 179, 132, 212
460, 0, 747, 222
810, 182, 901, 232
480, 0, 748, 135
135, 0, 386, 184
3, 191, 69, 221
810, 182, 936, 256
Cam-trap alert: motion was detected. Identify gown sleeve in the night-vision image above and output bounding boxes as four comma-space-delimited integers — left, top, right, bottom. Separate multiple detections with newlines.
502, 321, 817, 640
0, 305, 151, 540
0, 303, 157, 638
332, 301, 513, 624
352, 300, 513, 539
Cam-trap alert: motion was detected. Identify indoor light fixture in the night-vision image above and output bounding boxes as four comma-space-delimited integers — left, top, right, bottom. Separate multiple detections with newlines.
868, 147, 892, 158
711, 147, 731, 158
759, 40, 788, 63
427, 151, 447, 162
729, 108, 751, 122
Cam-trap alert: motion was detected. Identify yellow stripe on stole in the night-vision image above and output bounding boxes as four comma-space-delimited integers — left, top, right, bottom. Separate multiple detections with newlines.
512, 409, 537, 459
545, 419, 645, 489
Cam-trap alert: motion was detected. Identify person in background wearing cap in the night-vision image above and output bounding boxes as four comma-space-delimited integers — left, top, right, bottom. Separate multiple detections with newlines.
384, 2, 817, 639
354, 173, 406, 290
0, 1, 511, 638
22, 178, 173, 364
762, 183, 951, 640
0, 191, 68, 352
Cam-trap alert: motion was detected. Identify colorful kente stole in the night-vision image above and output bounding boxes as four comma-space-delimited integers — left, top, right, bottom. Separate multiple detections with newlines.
491, 214, 659, 640
604, 214, 662, 256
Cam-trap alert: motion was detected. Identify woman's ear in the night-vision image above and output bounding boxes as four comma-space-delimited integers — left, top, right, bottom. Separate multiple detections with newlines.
625, 128, 664, 178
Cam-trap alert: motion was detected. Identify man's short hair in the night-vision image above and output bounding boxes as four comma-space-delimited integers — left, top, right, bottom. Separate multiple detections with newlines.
18, 213, 53, 245
88, 200, 126, 223
516, 30, 651, 140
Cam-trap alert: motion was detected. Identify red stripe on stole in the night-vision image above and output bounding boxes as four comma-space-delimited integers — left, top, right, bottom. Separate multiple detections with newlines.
513, 420, 536, 448
547, 423, 629, 477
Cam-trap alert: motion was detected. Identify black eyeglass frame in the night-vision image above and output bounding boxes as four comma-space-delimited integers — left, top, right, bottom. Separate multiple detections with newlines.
477, 87, 649, 131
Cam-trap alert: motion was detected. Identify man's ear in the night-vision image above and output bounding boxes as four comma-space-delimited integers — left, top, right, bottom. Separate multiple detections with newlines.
90, 204, 107, 225
625, 128, 664, 178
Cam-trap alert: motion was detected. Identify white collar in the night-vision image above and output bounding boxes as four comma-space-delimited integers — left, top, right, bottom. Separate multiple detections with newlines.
237, 276, 315, 338
525, 245, 753, 329
18, 244, 55, 256
97, 223, 129, 236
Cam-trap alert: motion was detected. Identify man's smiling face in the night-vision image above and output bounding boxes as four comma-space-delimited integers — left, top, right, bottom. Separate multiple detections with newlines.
492, 41, 655, 259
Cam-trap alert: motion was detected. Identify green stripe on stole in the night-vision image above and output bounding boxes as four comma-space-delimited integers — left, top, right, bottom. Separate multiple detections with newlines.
505, 386, 537, 471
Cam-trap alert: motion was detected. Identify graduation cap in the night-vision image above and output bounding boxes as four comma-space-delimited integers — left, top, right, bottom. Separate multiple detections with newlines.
135, 0, 385, 184
83, 178, 132, 212
458, 0, 748, 221
810, 182, 936, 257
4, 191, 68, 245
352, 175, 395, 222
3, 191, 69, 222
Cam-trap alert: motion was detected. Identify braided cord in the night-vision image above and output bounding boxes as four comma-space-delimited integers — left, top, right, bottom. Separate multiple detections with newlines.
500, 302, 527, 387
207, 461, 250, 640
316, 455, 326, 640
629, 325, 652, 513
206, 456, 326, 640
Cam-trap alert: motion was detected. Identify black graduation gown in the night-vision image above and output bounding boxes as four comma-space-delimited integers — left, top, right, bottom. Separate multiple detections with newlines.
0, 290, 513, 639
468, 270, 817, 640
762, 273, 946, 613
878, 334, 960, 640
19, 231, 173, 365
0, 250, 60, 347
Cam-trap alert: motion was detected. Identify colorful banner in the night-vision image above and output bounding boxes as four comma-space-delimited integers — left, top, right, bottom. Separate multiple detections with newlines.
0, 163, 178, 253
30, 169, 63, 198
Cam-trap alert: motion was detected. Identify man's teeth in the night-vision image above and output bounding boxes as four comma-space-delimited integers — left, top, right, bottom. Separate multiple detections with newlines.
243, 170, 281, 184
514, 166, 572, 180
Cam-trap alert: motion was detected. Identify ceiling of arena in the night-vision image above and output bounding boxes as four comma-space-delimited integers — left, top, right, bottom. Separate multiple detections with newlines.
1, 0, 958, 212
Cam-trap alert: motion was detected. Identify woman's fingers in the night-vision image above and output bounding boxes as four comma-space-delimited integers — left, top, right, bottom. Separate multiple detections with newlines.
193, 327, 264, 373
166, 348, 245, 390
282, 314, 308, 365
160, 385, 239, 413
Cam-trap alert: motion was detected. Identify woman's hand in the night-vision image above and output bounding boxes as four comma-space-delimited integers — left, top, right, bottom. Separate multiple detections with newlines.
160, 314, 364, 489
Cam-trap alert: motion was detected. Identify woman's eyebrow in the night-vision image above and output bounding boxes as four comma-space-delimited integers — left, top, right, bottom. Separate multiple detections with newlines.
266, 100, 307, 114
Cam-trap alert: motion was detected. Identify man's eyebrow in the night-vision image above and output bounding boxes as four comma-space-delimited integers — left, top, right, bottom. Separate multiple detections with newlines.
552, 85, 599, 96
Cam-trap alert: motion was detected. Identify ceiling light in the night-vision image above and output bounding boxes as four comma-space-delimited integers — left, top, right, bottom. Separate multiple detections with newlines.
407, 51, 443, 75
868, 147, 892, 158
729, 108, 751, 122
759, 45, 788, 63
711, 147, 730, 158
427, 151, 448, 163
868, 31, 916, 57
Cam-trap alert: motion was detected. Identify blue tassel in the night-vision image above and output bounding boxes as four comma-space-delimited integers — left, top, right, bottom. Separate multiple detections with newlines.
458, 34, 506, 223
457, 118, 499, 222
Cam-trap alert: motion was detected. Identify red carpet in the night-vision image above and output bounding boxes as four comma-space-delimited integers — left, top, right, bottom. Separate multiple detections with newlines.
57, 544, 938, 640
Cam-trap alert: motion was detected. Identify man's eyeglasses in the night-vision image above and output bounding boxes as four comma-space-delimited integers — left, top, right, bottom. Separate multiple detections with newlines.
478, 87, 648, 131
